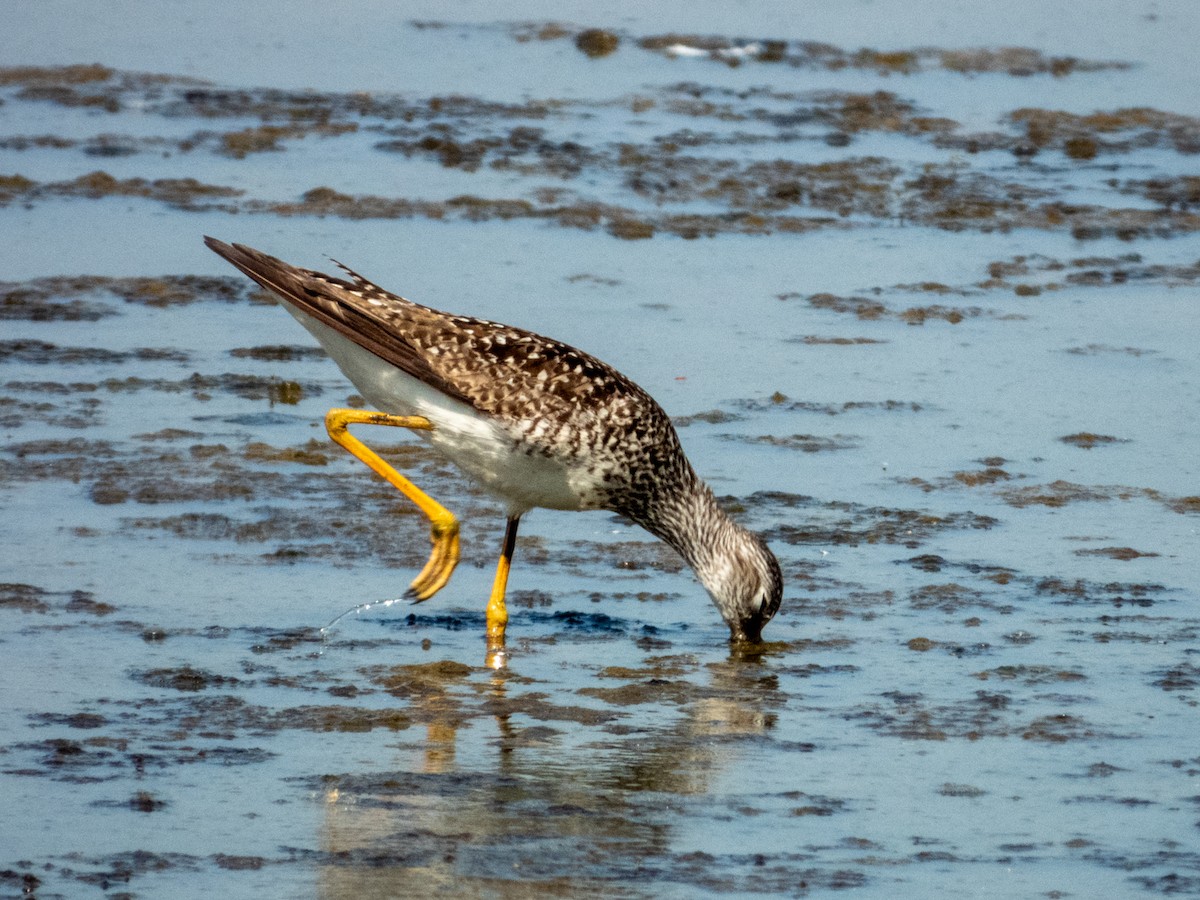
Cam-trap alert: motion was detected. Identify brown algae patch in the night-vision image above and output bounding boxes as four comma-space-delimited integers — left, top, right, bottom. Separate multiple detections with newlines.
0, 170, 242, 210
671, 409, 744, 428
907, 583, 998, 614
578, 679, 696, 707
0, 433, 489, 572
802, 252, 1200, 344
0, 583, 55, 614
905, 460, 1018, 493
1122, 175, 1200, 210
631, 35, 1125, 76
1059, 432, 1130, 450
803, 292, 997, 325
133, 428, 206, 442
972, 665, 1087, 685
850, 690, 1118, 742
574, 29, 621, 59
1074, 547, 1160, 561
999, 480, 1152, 509
0, 583, 117, 618
735, 395, 924, 416
0, 339, 189, 366
0, 275, 261, 336
1152, 663, 1200, 691
1, 290, 116, 323
229, 344, 327, 361
216, 122, 358, 158
953, 466, 1013, 487
0, 63, 205, 114
243, 440, 332, 466
132, 666, 241, 692
1167, 495, 1200, 514
203, 26, 1130, 78
937, 783, 987, 798
0, 63, 117, 85
729, 433, 860, 453
1009, 107, 1200, 156
791, 335, 887, 345
0, 370, 326, 421
751, 492, 997, 548
0, 583, 113, 615
5, 62, 1200, 239
370, 659, 473, 698
7, 60, 1200, 242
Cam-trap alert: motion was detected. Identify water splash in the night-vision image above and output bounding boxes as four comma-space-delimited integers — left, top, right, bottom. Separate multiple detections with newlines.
320, 596, 408, 641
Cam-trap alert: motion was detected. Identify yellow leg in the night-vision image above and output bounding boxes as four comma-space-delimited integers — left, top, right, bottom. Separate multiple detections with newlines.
324, 408, 460, 601
485, 516, 519, 666
487, 517, 520, 634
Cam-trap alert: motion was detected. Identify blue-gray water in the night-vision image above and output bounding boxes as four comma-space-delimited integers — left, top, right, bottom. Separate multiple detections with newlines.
2, 3, 1198, 897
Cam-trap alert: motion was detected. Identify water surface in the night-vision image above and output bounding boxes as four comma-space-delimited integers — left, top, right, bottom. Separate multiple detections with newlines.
2, 3, 1198, 897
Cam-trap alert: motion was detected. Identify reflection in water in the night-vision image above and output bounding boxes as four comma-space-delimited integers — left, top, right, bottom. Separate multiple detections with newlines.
316, 652, 779, 897
324, 592, 510, 671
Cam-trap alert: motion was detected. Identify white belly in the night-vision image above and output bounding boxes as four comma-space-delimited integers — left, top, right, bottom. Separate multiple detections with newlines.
283, 304, 591, 514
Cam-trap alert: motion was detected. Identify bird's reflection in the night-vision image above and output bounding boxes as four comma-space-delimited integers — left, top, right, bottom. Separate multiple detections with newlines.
315, 643, 782, 898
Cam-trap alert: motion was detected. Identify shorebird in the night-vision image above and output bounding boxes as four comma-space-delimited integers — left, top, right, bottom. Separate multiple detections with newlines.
205, 238, 782, 652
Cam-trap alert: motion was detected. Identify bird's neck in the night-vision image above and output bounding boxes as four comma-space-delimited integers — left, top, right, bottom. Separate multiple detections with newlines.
642, 474, 750, 589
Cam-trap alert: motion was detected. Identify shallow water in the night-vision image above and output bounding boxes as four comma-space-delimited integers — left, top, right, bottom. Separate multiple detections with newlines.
2, 3, 1199, 898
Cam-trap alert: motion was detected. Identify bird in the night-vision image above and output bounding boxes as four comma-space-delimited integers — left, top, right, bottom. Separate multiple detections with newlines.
205, 237, 782, 653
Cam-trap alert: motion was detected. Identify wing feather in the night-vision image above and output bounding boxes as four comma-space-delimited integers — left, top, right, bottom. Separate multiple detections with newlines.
204, 236, 472, 406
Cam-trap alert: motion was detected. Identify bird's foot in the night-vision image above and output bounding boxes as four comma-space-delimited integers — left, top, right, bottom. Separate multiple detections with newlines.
405, 514, 461, 602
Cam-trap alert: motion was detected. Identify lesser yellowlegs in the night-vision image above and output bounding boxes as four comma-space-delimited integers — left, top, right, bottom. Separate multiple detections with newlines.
205, 237, 782, 652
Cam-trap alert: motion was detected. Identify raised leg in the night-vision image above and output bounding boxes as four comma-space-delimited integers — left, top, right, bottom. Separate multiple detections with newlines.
487, 520, 520, 648
324, 408, 460, 601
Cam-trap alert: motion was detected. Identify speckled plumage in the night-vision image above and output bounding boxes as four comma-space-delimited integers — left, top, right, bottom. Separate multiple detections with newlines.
205, 237, 782, 640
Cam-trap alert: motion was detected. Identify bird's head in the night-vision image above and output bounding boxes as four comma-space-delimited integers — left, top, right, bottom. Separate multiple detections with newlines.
702, 527, 783, 643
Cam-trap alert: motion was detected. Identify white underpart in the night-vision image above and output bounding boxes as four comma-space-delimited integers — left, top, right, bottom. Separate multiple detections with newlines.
281, 304, 586, 515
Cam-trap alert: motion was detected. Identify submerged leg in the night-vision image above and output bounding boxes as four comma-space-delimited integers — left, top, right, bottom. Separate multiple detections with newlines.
486, 516, 520, 643
324, 408, 460, 601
